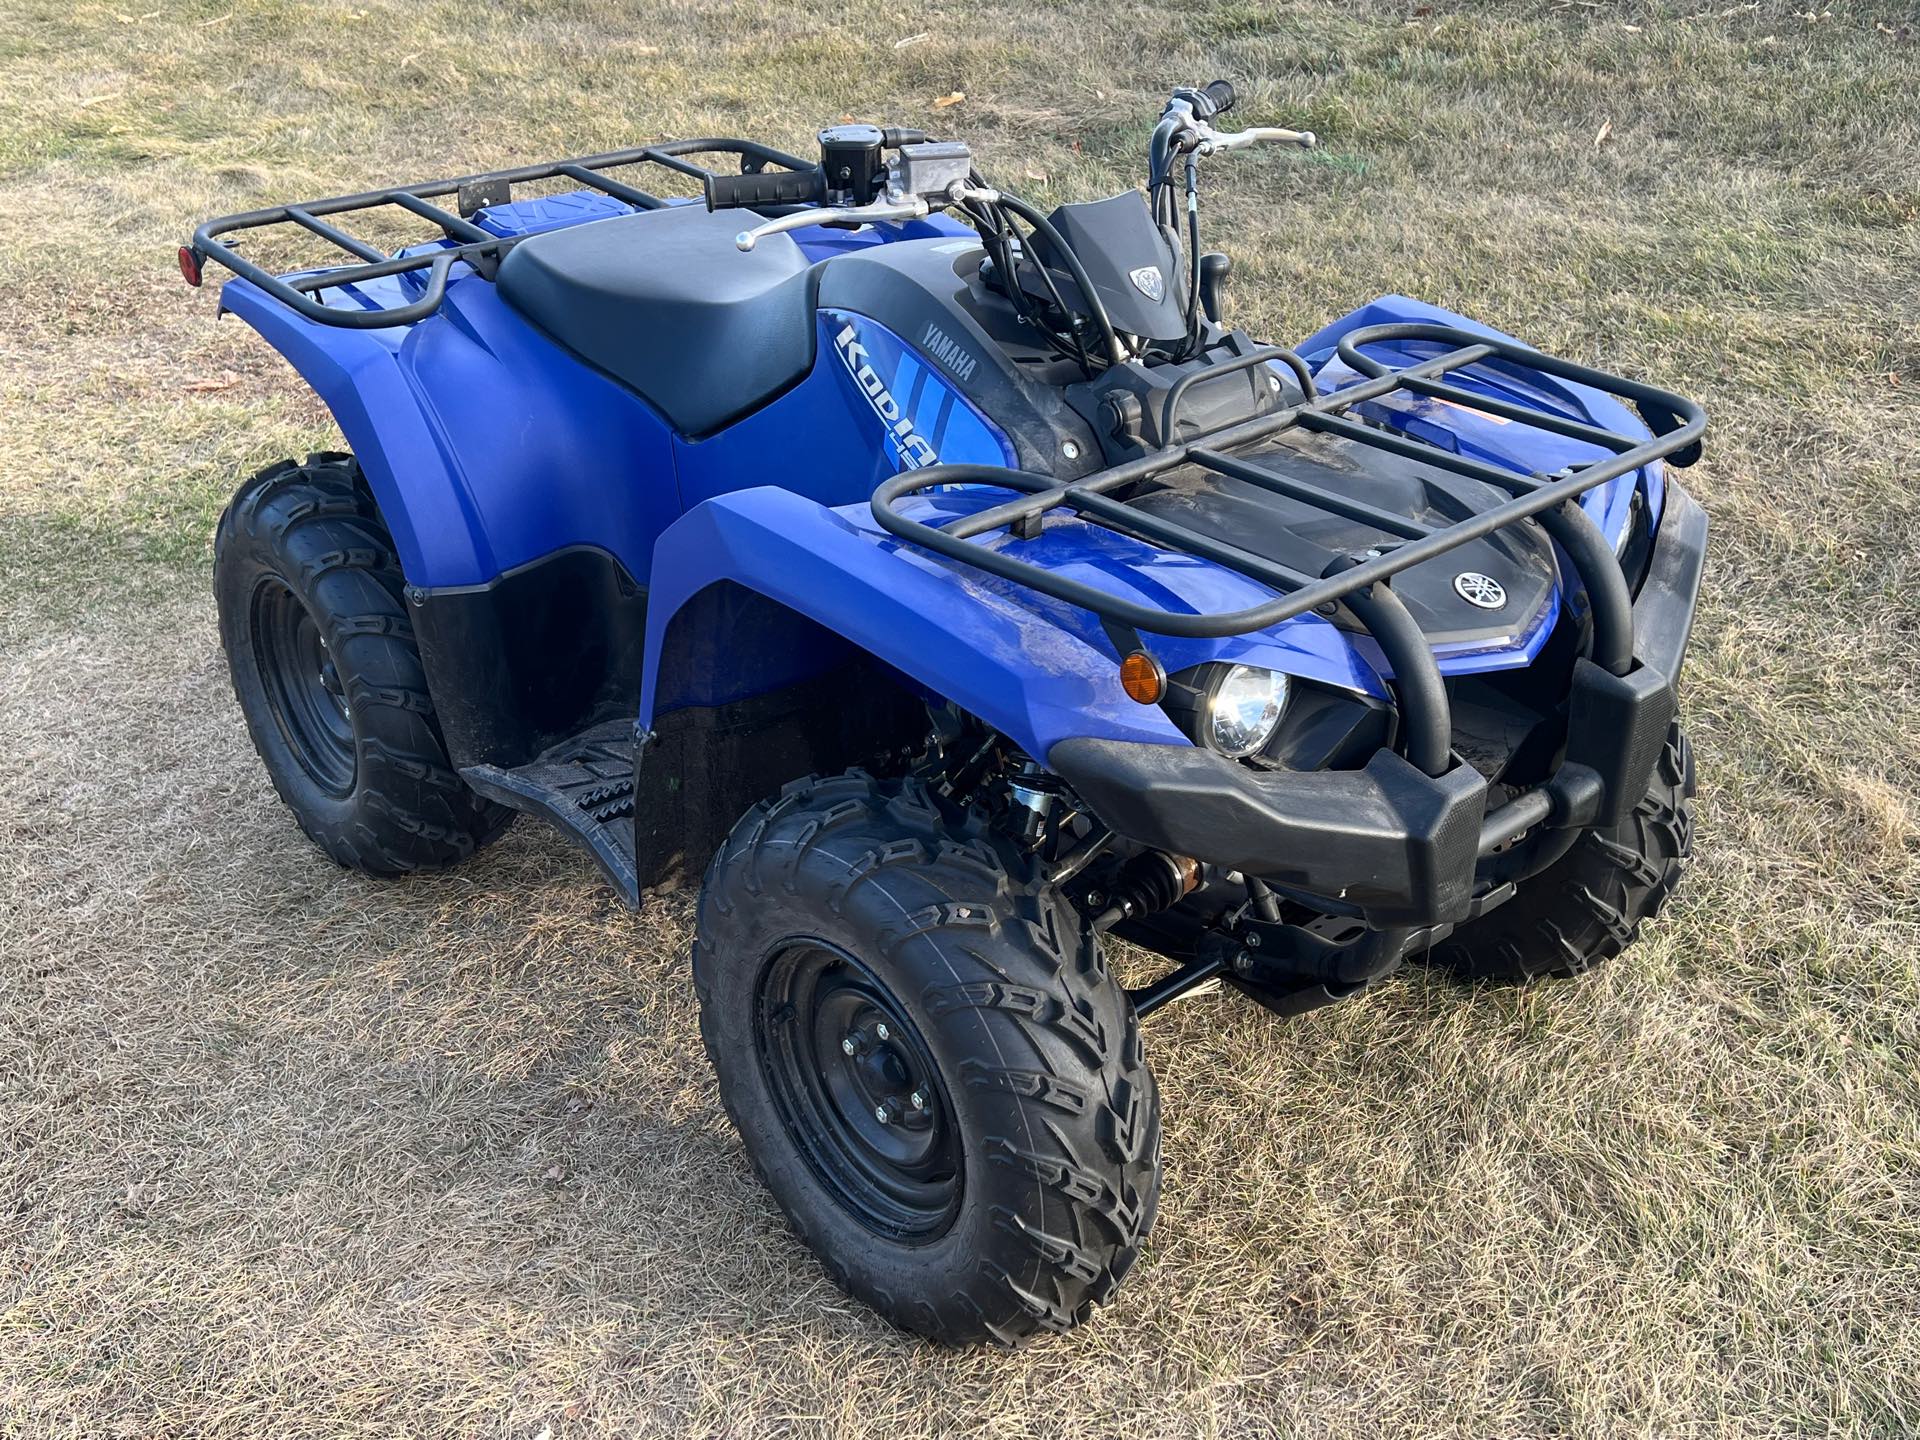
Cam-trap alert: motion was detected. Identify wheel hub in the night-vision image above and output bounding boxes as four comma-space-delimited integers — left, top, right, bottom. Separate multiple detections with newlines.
755, 943, 962, 1241
251, 578, 356, 796
316, 637, 349, 721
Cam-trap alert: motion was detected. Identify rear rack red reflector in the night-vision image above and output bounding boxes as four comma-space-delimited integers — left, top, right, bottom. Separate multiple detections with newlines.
177, 245, 203, 287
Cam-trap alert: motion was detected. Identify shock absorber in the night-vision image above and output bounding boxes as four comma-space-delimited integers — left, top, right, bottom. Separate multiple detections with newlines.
1007, 764, 1065, 846
1090, 851, 1199, 930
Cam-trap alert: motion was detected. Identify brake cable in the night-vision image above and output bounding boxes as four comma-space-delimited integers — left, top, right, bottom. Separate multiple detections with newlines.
963, 179, 1096, 377
1179, 153, 1204, 361
1013, 209, 1095, 374
991, 190, 1124, 368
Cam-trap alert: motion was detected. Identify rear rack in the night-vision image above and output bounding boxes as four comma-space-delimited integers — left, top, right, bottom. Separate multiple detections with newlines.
186, 138, 812, 329
872, 323, 1706, 777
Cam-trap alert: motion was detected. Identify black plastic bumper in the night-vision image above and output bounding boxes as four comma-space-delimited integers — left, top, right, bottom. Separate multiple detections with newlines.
1051, 483, 1708, 928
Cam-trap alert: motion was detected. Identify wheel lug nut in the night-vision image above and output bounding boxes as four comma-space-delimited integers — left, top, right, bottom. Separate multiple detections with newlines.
840, 1037, 857, 1056
874, 1022, 891, 1042
874, 1102, 893, 1124
910, 1090, 927, 1110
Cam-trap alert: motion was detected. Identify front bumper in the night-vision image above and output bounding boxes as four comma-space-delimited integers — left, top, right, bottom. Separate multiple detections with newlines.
1050, 483, 1708, 928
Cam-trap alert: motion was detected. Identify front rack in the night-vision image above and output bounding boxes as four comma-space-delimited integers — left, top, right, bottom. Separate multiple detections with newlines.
185, 138, 813, 329
872, 323, 1706, 777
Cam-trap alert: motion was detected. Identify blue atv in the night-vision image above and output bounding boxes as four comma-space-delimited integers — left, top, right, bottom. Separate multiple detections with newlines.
187, 81, 1705, 1345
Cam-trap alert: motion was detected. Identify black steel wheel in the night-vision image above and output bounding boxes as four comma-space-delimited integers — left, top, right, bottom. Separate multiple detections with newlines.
250, 576, 356, 796
695, 771, 1160, 1346
757, 942, 963, 1241
214, 453, 512, 875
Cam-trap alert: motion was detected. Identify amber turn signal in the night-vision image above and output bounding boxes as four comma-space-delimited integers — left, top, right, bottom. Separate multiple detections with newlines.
1119, 650, 1166, 704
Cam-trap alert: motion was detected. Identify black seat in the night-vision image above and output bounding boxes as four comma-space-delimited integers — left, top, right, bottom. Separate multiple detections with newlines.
497, 204, 817, 437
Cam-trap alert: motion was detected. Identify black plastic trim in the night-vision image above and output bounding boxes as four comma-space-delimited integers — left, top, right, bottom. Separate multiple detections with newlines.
1632, 483, 1708, 683
1048, 482, 1707, 926
1050, 738, 1488, 926
410, 544, 647, 771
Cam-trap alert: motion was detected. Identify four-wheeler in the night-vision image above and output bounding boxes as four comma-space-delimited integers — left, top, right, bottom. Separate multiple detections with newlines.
185, 80, 1706, 1345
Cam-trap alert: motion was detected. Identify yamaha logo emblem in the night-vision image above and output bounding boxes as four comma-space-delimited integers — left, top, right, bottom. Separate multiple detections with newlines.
1128, 265, 1165, 303
1452, 572, 1507, 610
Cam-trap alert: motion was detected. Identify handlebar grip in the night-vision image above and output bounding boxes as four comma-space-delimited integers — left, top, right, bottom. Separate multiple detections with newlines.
704, 167, 826, 212
1202, 79, 1236, 116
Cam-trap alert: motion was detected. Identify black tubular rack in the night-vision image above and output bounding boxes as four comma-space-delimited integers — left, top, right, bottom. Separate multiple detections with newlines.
186, 138, 813, 329
872, 324, 1706, 778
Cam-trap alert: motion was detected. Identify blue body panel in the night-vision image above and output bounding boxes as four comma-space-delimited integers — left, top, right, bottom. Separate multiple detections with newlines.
220, 191, 1658, 762
219, 201, 981, 584
1296, 294, 1662, 529
640, 489, 1190, 757
675, 311, 1015, 515
222, 267, 679, 586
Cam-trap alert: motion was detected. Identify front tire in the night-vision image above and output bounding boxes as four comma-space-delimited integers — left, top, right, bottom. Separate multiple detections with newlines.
214, 453, 513, 875
694, 772, 1160, 1345
1430, 722, 1695, 983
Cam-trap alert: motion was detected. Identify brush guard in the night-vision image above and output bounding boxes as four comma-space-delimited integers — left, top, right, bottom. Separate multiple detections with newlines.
183, 138, 813, 329
874, 325, 1707, 927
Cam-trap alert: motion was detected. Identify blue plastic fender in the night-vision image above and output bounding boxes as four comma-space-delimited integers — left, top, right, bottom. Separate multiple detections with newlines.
640, 487, 1194, 761
1295, 294, 1662, 532
639, 482, 1404, 764
218, 266, 684, 589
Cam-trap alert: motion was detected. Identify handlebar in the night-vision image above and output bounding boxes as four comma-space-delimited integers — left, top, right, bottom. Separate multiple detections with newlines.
1172, 79, 1236, 121
1149, 80, 1314, 189
705, 167, 827, 211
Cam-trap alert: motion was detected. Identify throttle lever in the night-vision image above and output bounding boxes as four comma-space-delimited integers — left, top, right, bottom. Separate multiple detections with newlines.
735, 196, 931, 252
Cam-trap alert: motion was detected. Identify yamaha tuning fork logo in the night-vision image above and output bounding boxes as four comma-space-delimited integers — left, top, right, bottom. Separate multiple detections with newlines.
1452, 571, 1508, 610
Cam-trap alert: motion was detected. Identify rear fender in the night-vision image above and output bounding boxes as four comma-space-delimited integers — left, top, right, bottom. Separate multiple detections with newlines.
220, 278, 489, 582
217, 271, 681, 588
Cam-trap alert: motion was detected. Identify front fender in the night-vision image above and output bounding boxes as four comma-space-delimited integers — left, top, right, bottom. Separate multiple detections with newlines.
1296, 293, 1663, 532
639, 488, 1192, 761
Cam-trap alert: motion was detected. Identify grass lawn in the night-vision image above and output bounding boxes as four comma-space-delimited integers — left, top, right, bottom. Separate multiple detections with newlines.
2, 0, 1917, 1434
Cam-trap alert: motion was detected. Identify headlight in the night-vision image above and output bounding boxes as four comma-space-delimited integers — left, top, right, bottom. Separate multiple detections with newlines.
1614, 489, 1642, 557
1206, 665, 1289, 758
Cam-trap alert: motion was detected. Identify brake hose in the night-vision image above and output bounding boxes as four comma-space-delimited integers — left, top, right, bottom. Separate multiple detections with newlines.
967, 188, 1093, 374
1147, 111, 1185, 192
992, 190, 1124, 365
1023, 232, 1094, 373
1179, 155, 1203, 361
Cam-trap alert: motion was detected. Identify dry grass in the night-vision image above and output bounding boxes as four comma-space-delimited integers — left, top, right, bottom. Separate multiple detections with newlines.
3, 0, 1919, 1435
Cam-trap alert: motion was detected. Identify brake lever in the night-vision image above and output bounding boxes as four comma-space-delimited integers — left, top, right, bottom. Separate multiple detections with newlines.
1196, 124, 1318, 154
735, 196, 931, 252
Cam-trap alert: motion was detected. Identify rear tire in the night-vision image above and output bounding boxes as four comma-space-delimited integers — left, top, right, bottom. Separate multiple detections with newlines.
1429, 722, 1695, 983
694, 771, 1160, 1345
214, 453, 513, 875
